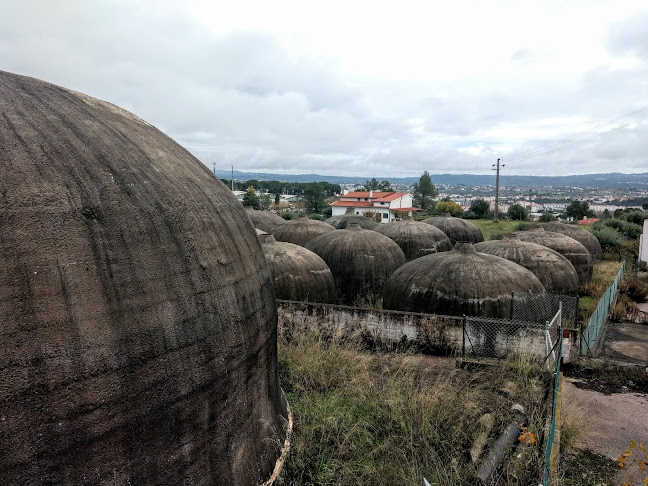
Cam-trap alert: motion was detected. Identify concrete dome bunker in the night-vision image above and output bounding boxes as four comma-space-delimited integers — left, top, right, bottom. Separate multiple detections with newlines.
0, 71, 287, 485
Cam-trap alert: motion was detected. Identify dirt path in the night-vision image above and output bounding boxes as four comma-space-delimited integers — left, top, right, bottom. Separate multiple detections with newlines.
562, 377, 648, 485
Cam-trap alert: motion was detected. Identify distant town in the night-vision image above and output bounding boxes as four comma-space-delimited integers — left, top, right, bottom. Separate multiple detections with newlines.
222, 169, 648, 220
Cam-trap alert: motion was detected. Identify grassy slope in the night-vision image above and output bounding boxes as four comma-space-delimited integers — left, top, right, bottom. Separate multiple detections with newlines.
468, 219, 520, 241
277, 331, 549, 485
579, 261, 623, 323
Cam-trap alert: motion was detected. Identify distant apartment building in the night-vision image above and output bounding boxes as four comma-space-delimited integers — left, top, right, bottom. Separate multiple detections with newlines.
331, 191, 421, 223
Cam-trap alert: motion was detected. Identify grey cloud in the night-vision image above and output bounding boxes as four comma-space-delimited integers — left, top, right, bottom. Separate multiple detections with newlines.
1, 0, 646, 177
607, 10, 648, 59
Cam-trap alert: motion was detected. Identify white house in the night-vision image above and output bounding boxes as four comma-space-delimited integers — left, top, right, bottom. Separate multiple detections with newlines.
232, 190, 246, 202
330, 191, 421, 223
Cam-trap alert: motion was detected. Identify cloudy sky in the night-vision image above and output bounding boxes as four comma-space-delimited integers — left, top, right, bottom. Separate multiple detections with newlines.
1, 0, 647, 177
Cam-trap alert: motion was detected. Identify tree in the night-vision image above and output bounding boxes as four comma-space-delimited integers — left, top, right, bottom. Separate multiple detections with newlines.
259, 192, 272, 210
242, 186, 260, 209
539, 211, 555, 222
319, 181, 341, 197
274, 193, 280, 205
303, 183, 327, 213
508, 203, 529, 221
362, 178, 393, 192
469, 198, 490, 218
565, 200, 595, 221
412, 171, 438, 210
436, 200, 463, 216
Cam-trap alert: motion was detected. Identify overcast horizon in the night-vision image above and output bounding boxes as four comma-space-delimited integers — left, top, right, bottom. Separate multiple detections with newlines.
2, 1, 648, 178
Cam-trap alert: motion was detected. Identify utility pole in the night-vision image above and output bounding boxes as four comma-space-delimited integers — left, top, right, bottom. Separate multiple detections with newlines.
231, 165, 234, 191
492, 158, 504, 221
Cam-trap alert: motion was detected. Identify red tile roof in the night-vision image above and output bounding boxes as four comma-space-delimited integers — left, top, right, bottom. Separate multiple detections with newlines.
340, 191, 409, 201
341, 191, 378, 198
392, 207, 422, 211
578, 217, 599, 225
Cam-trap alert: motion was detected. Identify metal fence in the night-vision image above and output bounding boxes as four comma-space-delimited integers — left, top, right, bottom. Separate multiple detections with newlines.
461, 305, 562, 368
512, 292, 578, 329
580, 260, 626, 356
542, 312, 563, 486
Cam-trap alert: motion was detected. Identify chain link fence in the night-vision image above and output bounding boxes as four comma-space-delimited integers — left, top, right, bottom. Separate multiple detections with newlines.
512, 291, 578, 328
580, 260, 626, 356
461, 305, 562, 368
542, 313, 563, 486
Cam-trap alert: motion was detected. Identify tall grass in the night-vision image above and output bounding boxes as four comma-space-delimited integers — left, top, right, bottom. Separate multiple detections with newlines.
277, 325, 549, 485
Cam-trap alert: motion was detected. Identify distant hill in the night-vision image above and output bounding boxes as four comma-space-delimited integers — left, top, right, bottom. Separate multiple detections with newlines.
213, 169, 648, 190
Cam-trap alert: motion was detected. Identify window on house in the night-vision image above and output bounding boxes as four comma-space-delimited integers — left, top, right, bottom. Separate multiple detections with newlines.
383, 213, 389, 219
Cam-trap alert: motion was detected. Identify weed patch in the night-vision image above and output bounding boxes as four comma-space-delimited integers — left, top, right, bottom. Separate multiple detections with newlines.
560, 449, 617, 485
277, 329, 550, 485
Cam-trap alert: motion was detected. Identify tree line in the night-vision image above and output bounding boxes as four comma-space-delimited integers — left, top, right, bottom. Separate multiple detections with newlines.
233, 179, 341, 197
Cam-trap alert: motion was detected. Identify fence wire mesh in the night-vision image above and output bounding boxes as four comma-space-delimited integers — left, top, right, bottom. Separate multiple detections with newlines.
542, 324, 563, 486
461, 307, 561, 367
461, 317, 546, 361
512, 292, 578, 328
580, 260, 626, 356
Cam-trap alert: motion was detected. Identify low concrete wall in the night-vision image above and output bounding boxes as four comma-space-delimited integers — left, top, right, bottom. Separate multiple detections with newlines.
277, 300, 550, 359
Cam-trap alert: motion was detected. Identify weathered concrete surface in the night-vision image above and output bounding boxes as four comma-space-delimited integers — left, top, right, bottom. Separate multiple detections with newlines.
260, 235, 336, 303
305, 224, 406, 305
475, 235, 579, 295
384, 242, 545, 319
278, 301, 551, 359
516, 227, 593, 285
0, 71, 286, 485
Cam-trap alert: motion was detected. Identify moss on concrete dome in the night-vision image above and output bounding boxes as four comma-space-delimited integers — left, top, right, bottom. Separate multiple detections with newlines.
0, 71, 287, 485
383, 242, 545, 318
306, 223, 406, 304
474, 234, 579, 295
259, 234, 336, 302
271, 213, 335, 247
422, 215, 484, 245
373, 217, 453, 261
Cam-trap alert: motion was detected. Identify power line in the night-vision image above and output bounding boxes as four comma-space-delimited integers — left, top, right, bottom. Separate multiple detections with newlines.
507, 113, 648, 164
504, 105, 648, 163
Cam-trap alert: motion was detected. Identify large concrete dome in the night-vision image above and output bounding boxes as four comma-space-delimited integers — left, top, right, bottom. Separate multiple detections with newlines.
422, 215, 484, 245
373, 217, 453, 261
245, 207, 286, 232
515, 227, 593, 285
475, 234, 580, 295
271, 213, 335, 247
259, 233, 336, 302
384, 242, 545, 318
306, 223, 406, 304
0, 71, 287, 485
325, 209, 379, 229
544, 221, 603, 262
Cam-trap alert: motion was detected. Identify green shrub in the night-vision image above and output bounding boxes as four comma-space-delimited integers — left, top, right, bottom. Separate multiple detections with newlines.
620, 210, 648, 226
514, 221, 539, 231
590, 225, 626, 250
599, 219, 642, 239
281, 211, 299, 220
